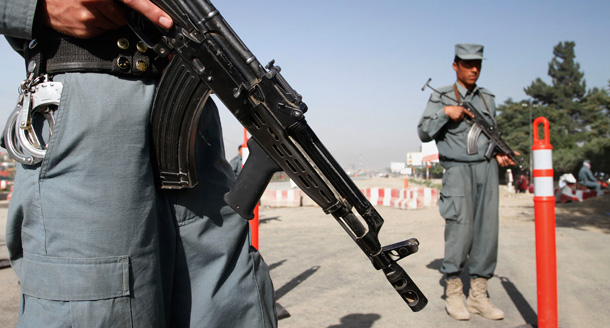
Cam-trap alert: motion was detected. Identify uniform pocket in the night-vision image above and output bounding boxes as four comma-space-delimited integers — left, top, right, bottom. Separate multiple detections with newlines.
439, 195, 463, 222
37, 74, 68, 173
20, 253, 132, 327
439, 167, 465, 222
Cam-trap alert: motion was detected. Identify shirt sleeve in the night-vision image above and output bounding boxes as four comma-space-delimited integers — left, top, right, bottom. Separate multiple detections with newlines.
1, 0, 39, 39
417, 92, 450, 142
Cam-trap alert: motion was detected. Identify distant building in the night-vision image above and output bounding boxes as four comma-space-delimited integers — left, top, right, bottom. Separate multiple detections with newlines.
390, 162, 405, 172
390, 162, 408, 174
406, 141, 439, 167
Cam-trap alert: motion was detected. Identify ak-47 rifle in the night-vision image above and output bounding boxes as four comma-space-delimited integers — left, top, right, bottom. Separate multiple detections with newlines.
422, 78, 523, 169
129, 0, 427, 311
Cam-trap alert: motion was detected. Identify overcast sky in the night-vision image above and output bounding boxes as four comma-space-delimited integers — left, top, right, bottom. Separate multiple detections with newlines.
1, 0, 609, 169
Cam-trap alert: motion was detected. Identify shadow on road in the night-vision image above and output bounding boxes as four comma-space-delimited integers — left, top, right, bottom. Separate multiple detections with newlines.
327, 313, 381, 328
267, 259, 286, 271
554, 195, 610, 234
426, 258, 442, 272
270, 264, 320, 321
259, 216, 281, 225
0, 258, 10, 270
497, 275, 538, 326
274, 265, 320, 300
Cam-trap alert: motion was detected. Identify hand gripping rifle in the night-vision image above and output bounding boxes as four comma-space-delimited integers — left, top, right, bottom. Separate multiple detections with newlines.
422, 78, 523, 169
129, 0, 427, 311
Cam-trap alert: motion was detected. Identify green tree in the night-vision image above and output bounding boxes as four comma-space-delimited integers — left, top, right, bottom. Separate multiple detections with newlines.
525, 41, 586, 110
524, 41, 587, 139
497, 100, 576, 174
520, 42, 588, 173
496, 41, 610, 179
496, 99, 532, 163
580, 84, 610, 173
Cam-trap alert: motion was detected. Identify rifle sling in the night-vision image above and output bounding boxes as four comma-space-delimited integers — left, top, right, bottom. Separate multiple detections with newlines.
453, 83, 490, 114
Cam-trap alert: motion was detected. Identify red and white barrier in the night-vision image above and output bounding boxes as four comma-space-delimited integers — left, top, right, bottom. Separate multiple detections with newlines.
261, 186, 439, 210
419, 187, 438, 207
393, 189, 422, 210
574, 189, 605, 201
365, 188, 398, 206
260, 189, 302, 208
360, 187, 438, 210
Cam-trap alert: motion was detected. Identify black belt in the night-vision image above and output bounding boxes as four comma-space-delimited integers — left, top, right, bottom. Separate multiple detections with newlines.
25, 26, 168, 78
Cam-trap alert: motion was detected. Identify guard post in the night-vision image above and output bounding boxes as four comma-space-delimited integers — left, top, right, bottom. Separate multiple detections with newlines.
532, 116, 558, 328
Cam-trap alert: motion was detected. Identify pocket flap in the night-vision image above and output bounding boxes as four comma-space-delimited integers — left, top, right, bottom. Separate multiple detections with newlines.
441, 185, 465, 197
21, 253, 130, 301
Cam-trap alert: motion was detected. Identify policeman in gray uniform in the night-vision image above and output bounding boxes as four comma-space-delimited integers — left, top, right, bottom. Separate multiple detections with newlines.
418, 43, 515, 321
230, 145, 243, 177
578, 159, 601, 192
0, 0, 277, 327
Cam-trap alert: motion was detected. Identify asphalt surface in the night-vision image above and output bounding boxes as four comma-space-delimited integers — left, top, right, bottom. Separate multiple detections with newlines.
1, 179, 609, 327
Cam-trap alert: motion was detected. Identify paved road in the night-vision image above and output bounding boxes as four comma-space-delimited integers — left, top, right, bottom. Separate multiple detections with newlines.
256, 192, 610, 328
1, 181, 609, 327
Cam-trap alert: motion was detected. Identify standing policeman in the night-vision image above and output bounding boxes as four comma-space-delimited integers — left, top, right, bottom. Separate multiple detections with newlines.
0, 0, 277, 327
418, 44, 515, 321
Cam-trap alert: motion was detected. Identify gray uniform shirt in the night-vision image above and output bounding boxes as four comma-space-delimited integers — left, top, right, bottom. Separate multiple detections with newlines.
578, 165, 597, 185
1, 0, 37, 39
1, 0, 38, 59
418, 82, 496, 167
230, 154, 242, 176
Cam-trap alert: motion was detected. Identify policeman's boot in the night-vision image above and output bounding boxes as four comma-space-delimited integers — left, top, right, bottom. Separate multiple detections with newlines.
445, 278, 470, 320
466, 277, 504, 320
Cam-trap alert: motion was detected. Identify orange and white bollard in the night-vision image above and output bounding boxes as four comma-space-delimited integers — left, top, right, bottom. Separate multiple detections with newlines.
242, 128, 259, 250
532, 117, 558, 328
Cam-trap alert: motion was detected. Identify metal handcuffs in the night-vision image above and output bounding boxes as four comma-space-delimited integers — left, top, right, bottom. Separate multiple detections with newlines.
4, 62, 63, 165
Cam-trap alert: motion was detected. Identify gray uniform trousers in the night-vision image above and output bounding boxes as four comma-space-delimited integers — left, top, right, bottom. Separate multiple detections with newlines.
5, 72, 277, 327
438, 159, 499, 279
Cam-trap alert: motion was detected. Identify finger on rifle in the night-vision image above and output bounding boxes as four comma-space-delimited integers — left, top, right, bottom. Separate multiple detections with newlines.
118, 0, 173, 29
496, 154, 507, 167
462, 108, 475, 118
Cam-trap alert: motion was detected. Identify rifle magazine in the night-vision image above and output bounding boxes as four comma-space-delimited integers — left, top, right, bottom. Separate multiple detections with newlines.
151, 56, 211, 189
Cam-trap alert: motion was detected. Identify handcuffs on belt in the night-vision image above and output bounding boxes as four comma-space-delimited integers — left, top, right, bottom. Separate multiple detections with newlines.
4, 61, 63, 165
